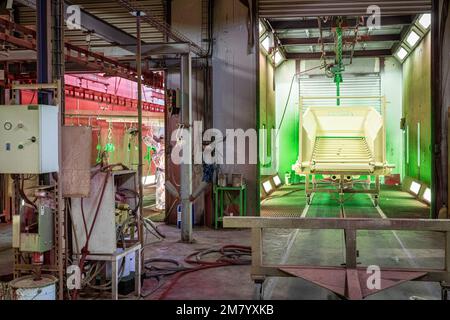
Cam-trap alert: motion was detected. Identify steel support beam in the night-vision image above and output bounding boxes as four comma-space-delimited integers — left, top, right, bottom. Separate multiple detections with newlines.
136, 11, 144, 249
36, 0, 52, 104
141, 42, 192, 56
430, 0, 441, 218
259, 2, 430, 18
269, 15, 414, 30
180, 53, 193, 243
117, 0, 207, 57
286, 49, 392, 60
14, 0, 140, 54
280, 34, 401, 46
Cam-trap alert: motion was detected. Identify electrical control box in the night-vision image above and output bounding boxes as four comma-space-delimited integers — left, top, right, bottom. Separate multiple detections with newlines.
0, 105, 59, 174
19, 204, 54, 253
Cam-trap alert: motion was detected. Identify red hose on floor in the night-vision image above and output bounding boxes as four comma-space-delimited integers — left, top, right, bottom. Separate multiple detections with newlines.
157, 245, 251, 300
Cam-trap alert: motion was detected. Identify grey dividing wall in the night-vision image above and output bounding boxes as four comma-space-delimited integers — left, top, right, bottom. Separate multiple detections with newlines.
440, 0, 450, 209
212, 0, 258, 215
167, 0, 207, 225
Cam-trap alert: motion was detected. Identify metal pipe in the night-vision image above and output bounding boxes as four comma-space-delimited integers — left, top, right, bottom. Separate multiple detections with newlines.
180, 53, 193, 243
36, 0, 51, 104
52, 0, 65, 123
136, 11, 144, 245
430, 0, 441, 218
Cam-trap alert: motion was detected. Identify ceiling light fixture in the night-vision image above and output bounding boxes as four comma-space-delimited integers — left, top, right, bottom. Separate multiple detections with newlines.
418, 13, 431, 29
406, 30, 420, 47
396, 47, 408, 61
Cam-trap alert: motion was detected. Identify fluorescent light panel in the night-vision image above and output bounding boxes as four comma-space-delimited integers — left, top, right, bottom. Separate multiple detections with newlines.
410, 181, 421, 195
273, 175, 282, 187
396, 47, 408, 60
406, 30, 420, 47
274, 51, 283, 65
262, 180, 273, 194
423, 188, 431, 203
259, 21, 265, 34
261, 36, 270, 52
418, 13, 431, 29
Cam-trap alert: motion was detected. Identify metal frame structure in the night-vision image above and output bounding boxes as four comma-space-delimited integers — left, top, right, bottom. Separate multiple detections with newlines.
0, 17, 164, 89
116, 0, 207, 57
224, 216, 450, 300
295, 96, 392, 206
130, 9, 194, 243
10, 81, 66, 300
83, 243, 142, 300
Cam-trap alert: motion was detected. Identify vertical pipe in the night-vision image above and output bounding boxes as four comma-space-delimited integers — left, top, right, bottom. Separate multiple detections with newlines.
36, 0, 52, 104
255, 0, 261, 216
136, 11, 144, 245
53, 0, 65, 300
53, 0, 65, 124
181, 53, 193, 242
431, 0, 441, 218
336, 81, 340, 106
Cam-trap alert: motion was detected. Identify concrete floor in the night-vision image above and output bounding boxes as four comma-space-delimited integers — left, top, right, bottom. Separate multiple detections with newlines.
0, 223, 12, 280
0, 183, 445, 299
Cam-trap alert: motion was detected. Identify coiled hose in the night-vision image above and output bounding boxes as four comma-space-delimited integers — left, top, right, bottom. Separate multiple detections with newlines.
141, 245, 251, 299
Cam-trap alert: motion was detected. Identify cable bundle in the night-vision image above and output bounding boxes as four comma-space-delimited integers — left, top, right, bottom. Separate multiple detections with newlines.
142, 245, 251, 299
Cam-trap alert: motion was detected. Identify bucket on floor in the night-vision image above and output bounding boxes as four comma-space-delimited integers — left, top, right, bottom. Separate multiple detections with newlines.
9, 275, 57, 300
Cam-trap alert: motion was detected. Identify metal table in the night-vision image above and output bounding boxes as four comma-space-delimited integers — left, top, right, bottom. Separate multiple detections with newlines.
84, 243, 141, 300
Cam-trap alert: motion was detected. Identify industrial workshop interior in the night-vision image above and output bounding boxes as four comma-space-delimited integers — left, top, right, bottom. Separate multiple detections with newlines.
0, 0, 450, 307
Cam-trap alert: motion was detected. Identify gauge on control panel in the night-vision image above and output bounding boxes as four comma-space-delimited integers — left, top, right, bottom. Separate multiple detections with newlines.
4, 121, 12, 131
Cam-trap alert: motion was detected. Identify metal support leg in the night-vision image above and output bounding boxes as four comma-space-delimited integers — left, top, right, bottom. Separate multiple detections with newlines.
253, 280, 265, 300
239, 189, 243, 217
345, 229, 357, 269
305, 174, 311, 204
441, 282, 449, 300
111, 260, 118, 300
220, 190, 224, 224
339, 175, 344, 205
134, 249, 141, 298
214, 188, 218, 229
243, 187, 247, 216
374, 176, 380, 207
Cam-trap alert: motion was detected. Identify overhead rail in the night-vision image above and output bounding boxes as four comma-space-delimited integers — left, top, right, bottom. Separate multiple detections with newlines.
116, 0, 208, 57
0, 18, 164, 89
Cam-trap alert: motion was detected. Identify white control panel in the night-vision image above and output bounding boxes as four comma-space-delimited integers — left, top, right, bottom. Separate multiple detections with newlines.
0, 105, 59, 174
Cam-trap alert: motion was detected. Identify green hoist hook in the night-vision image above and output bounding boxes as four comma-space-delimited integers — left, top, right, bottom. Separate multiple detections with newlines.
95, 131, 103, 164
104, 123, 115, 161
144, 146, 157, 165
331, 18, 344, 106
